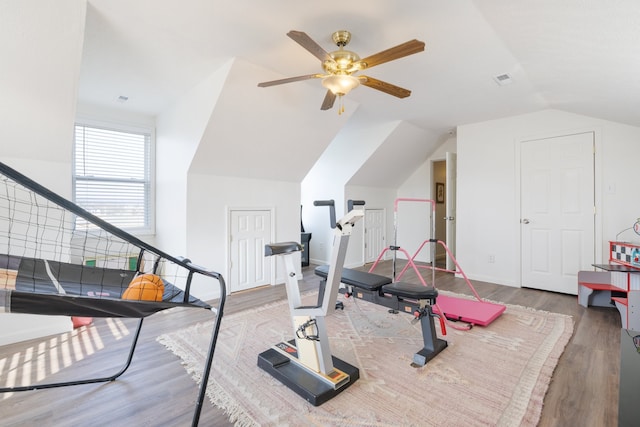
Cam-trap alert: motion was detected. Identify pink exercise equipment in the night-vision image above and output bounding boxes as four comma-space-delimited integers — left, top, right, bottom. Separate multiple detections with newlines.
368, 198, 505, 329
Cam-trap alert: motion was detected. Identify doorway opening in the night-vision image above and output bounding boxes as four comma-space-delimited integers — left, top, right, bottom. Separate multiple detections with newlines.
431, 152, 457, 271
433, 160, 446, 269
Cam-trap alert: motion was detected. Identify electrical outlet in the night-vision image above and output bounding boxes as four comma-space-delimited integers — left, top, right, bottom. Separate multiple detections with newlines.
488, 255, 495, 263
319, 243, 325, 251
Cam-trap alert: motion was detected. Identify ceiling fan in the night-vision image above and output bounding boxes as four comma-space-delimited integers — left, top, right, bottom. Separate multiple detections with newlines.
257, 30, 425, 113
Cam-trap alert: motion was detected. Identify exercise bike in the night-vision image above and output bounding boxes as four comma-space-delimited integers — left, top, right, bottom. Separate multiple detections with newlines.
257, 200, 361, 406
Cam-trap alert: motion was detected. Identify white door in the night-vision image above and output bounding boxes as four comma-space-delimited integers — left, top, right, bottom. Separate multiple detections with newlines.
229, 209, 271, 293
445, 152, 457, 271
364, 209, 385, 263
520, 132, 595, 295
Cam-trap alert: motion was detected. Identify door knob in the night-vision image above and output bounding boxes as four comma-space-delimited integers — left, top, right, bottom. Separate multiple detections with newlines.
444, 216, 455, 221
521, 218, 530, 224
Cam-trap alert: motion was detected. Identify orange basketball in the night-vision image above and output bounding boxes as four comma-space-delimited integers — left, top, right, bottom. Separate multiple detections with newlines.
131, 273, 164, 287
122, 274, 164, 301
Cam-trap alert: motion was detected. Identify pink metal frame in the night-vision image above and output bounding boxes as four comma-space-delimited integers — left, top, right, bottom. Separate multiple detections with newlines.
367, 197, 486, 329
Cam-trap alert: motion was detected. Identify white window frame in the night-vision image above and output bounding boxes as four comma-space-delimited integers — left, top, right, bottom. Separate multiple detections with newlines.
73, 119, 155, 236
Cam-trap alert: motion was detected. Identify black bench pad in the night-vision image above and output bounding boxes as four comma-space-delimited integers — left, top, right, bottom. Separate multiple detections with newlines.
314, 265, 392, 291
382, 282, 438, 300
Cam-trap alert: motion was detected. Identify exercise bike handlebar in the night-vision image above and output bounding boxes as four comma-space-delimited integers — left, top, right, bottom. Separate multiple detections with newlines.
314, 199, 337, 229
314, 199, 365, 229
347, 200, 365, 212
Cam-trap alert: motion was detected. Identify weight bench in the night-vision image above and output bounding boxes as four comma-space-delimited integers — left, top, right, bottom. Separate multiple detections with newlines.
316, 265, 392, 290
315, 265, 447, 366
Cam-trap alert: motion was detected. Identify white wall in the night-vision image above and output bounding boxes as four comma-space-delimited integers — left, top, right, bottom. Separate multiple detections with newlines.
155, 61, 231, 258
344, 186, 397, 267
186, 174, 300, 300
304, 121, 449, 269
155, 58, 334, 299
76, 104, 155, 130
0, 0, 87, 344
397, 136, 457, 263
302, 119, 400, 266
0, 0, 85, 164
0, 164, 75, 344
189, 59, 354, 182
456, 109, 640, 287
153, 60, 307, 301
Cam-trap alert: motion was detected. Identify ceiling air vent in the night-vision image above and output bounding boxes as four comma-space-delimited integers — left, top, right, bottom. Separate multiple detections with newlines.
493, 73, 513, 86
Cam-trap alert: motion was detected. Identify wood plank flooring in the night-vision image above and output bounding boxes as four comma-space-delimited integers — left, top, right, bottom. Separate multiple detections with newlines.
0, 262, 621, 426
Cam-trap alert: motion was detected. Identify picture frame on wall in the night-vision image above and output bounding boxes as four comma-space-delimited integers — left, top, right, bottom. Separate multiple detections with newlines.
436, 182, 445, 203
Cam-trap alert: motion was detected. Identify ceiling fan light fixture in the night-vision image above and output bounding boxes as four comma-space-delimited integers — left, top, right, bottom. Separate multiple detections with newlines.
321, 74, 360, 96
258, 30, 425, 112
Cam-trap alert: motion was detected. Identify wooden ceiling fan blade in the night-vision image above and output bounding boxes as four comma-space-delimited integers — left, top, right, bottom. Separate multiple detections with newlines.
320, 90, 336, 110
357, 39, 425, 69
257, 74, 322, 87
287, 30, 333, 63
360, 76, 411, 98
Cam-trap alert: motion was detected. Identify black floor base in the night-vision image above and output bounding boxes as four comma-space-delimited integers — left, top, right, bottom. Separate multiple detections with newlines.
412, 338, 448, 367
257, 347, 359, 406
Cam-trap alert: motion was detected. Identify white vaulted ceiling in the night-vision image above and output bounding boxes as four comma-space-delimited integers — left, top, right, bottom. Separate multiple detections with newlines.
75, 0, 640, 179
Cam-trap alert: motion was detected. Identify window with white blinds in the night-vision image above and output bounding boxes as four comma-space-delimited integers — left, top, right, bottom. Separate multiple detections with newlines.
73, 123, 153, 233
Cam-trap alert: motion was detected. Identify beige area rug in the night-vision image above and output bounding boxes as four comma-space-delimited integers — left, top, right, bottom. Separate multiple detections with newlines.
158, 291, 573, 427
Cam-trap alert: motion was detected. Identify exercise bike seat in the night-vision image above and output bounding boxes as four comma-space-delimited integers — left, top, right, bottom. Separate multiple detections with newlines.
315, 265, 392, 291
265, 242, 302, 256
382, 282, 438, 303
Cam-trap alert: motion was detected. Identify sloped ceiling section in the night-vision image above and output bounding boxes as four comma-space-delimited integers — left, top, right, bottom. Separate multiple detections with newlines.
189, 58, 357, 181
473, 0, 640, 126
78, 0, 229, 116
76, 0, 640, 137
348, 121, 440, 188
1, 0, 86, 161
